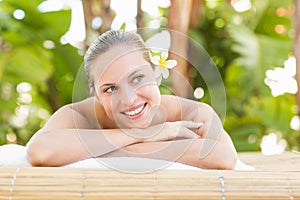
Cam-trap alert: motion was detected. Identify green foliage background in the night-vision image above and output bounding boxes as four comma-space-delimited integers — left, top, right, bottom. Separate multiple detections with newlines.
0, 0, 83, 145
190, 0, 299, 151
0, 0, 299, 152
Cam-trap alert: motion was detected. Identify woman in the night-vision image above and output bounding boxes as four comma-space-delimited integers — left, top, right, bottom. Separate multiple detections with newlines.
26, 30, 237, 169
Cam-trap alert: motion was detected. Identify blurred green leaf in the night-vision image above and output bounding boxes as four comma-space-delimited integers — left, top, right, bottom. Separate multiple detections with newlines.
0, 0, 79, 145
119, 22, 126, 30
40, 10, 71, 41
2, 45, 53, 84
224, 116, 263, 152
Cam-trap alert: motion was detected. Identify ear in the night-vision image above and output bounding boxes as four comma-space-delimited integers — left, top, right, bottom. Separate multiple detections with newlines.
156, 75, 162, 86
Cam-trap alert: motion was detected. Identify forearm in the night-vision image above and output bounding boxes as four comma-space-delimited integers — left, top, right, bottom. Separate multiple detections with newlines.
105, 137, 237, 169
184, 135, 237, 169
26, 129, 142, 166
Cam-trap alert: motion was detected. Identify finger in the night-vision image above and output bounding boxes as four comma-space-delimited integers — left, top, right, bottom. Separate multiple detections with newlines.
196, 128, 204, 138
180, 121, 204, 129
178, 127, 199, 139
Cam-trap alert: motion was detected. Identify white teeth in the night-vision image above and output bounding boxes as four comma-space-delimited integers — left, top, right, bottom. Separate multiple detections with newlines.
124, 105, 144, 116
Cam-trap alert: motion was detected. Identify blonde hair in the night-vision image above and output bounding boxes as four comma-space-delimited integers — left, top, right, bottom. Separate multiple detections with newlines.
84, 30, 150, 95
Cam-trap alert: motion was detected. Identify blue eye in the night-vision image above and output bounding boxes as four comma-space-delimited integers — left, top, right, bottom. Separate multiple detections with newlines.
133, 75, 143, 83
104, 86, 118, 93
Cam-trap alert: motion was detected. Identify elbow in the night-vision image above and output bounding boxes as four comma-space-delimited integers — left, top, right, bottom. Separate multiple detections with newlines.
216, 147, 237, 170
218, 153, 237, 170
26, 145, 44, 166
208, 142, 237, 170
26, 139, 51, 166
201, 153, 237, 170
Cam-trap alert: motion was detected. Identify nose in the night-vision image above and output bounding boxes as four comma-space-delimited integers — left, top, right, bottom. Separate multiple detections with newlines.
120, 85, 137, 106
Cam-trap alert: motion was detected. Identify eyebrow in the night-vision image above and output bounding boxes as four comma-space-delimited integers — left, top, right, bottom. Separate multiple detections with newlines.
99, 83, 115, 89
99, 67, 147, 89
127, 68, 144, 79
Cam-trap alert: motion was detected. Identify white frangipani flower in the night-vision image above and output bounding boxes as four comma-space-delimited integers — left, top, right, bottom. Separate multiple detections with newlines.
150, 50, 177, 79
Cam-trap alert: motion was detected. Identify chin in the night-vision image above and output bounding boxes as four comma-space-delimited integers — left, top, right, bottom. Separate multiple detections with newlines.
126, 119, 152, 129
114, 118, 151, 129
135, 121, 151, 129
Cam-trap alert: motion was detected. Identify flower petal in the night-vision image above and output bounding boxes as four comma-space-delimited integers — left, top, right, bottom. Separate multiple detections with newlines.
154, 67, 162, 78
161, 50, 169, 61
150, 56, 160, 65
161, 68, 170, 79
165, 60, 177, 69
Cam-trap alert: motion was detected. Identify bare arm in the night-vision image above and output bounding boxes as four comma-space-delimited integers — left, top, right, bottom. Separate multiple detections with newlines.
26, 100, 146, 166
26, 100, 200, 166
124, 96, 237, 169
27, 120, 202, 167
182, 98, 237, 168
27, 96, 236, 168
26, 128, 145, 166
104, 136, 236, 169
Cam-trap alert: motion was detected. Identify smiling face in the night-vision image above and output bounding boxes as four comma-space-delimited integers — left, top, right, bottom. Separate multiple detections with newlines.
92, 45, 161, 128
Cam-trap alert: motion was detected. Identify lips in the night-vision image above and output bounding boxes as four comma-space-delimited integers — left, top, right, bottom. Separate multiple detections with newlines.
121, 103, 147, 118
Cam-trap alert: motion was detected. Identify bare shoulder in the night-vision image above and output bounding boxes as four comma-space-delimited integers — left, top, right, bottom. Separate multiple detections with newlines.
40, 97, 101, 131
68, 97, 97, 115
160, 95, 213, 121
161, 94, 212, 108
160, 95, 185, 121
161, 94, 197, 108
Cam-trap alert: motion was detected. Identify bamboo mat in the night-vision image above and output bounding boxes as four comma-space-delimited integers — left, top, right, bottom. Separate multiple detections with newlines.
0, 152, 299, 200
238, 151, 300, 171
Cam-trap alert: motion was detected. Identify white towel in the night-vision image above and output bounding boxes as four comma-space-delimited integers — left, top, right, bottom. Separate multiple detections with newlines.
0, 144, 31, 167
234, 158, 255, 170
64, 157, 255, 171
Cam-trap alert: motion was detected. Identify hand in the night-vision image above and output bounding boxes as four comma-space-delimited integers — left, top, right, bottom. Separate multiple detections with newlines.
128, 121, 203, 142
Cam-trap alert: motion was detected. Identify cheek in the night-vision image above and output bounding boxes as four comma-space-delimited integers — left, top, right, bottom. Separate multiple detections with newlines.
100, 96, 115, 119
139, 85, 161, 104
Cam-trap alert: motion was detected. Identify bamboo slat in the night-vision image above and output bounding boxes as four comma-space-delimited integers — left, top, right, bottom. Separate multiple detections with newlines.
238, 151, 300, 171
1, 152, 300, 199
0, 167, 300, 200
